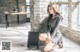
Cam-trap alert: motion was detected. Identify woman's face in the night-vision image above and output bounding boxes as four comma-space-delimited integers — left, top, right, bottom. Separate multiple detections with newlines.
48, 7, 55, 14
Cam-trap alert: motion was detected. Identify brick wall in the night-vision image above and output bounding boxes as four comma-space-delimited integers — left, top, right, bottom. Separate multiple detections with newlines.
30, 0, 49, 31
0, 0, 26, 24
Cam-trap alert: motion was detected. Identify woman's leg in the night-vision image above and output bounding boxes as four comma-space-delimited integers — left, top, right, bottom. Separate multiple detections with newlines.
39, 33, 52, 44
39, 33, 47, 41
45, 34, 51, 45
44, 41, 56, 52
39, 33, 57, 51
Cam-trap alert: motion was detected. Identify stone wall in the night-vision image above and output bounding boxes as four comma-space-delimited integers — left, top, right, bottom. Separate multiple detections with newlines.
0, 0, 26, 24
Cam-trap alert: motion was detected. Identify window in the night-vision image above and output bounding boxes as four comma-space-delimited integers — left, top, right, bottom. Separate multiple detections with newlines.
59, 0, 68, 2
78, 4, 80, 26
72, 0, 78, 2
59, 5, 68, 27
50, 0, 68, 2
26, 0, 30, 18
72, 5, 78, 29
26, 0, 30, 5
50, 0, 59, 2
77, 3, 80, 28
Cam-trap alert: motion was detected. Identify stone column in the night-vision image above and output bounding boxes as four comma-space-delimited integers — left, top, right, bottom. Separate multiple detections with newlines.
30, 0, 49, 31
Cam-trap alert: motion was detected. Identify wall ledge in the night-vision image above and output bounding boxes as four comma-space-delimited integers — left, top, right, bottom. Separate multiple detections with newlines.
60, 26, 80, 42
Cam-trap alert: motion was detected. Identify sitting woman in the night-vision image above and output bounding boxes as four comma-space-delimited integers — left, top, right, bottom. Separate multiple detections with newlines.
39, 3, 63, 52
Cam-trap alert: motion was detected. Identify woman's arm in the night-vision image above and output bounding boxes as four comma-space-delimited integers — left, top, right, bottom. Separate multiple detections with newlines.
46, 18, 51, 35
51, 16, 61, 37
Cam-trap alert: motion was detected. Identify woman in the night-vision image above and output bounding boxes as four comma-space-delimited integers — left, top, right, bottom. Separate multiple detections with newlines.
39, 4, 63, 52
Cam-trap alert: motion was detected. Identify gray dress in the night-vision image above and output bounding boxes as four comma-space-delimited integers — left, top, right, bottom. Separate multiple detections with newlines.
47, 15, 63, 46
37, 14, 63, 46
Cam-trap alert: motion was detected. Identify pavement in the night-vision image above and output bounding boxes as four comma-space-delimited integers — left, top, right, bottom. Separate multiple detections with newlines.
0, 23, 80, 52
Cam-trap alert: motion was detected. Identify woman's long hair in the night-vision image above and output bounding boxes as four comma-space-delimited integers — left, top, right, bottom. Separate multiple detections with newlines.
47, 4, 60, 15
47, 4, 63, 20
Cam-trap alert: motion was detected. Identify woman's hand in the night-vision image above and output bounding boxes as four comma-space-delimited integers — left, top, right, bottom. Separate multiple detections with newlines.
39, 33, 47, 41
